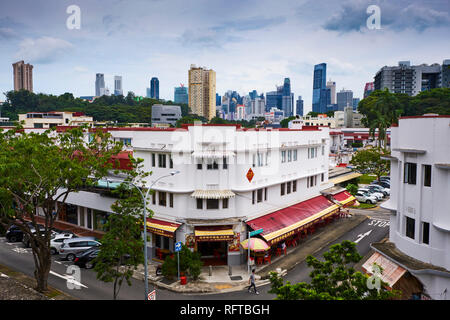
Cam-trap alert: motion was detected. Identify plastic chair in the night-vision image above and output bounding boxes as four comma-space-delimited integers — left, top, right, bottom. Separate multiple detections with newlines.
257, 257, 263, 265
264, 255, 271, 264
276, 248, 282, 256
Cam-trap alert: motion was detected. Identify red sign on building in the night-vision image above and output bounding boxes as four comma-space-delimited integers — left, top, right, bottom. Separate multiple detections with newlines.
246, 168, 254, 183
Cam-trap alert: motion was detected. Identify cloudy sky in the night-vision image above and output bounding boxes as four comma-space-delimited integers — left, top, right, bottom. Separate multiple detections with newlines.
1, 0, 449, 113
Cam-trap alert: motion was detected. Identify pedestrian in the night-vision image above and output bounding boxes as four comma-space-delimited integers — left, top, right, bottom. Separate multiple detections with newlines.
247, 269, 259, 294
281, 241, 286, 255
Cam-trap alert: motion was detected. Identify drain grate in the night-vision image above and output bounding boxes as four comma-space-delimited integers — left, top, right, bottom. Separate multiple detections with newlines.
230, 276, 242, 281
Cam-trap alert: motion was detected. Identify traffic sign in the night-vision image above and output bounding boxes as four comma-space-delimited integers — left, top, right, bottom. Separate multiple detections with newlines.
175, 241, 182, 252
249, 228, 264, 237
148, 289, 156, 300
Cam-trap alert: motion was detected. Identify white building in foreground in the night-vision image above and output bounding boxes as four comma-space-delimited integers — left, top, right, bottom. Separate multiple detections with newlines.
372, 115, 450, 300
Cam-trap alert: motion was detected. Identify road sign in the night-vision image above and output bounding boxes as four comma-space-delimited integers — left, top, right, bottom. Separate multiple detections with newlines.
175, 241, 182, 252
148, 289, 156, 300
249, 228, 264, 237
246, 168, 254, 183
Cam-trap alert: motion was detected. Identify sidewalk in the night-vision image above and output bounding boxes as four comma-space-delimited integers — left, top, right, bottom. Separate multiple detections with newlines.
133, 213, 368, 294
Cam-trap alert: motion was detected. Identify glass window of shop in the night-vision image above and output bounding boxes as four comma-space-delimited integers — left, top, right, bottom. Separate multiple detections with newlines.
66, 204, 78, 225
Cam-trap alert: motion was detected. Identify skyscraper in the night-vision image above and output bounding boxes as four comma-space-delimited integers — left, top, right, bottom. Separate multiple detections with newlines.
296, 96, 304, 116
188, 65, 216, 120
352, 98, 360, 111
337, 89, 354, 111
174, 85, 188, 104
312, 63, 327, 114
114, 76, 123, 96
363, 82, 374, 98
95, 73, 105, 97
326, 80, 336, 104
13, 60, 33, 92
150, 77, 159, 99
281, 78, 294, 117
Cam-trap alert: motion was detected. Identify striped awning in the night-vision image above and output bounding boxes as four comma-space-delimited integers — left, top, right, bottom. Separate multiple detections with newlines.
192, 150, 235, 158
333, 191, 357, 207
191, 190, 235, 199
146, 218, 181, 238
194, 226, 234, 242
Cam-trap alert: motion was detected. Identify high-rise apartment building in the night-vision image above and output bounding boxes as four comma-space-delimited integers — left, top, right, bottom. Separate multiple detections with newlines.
296, 96, 304, 116
13, 60, 33, 92
188, 65, 216, 120
374, 60, 450, 96
312, 63, 328, 114
150, 77, 159, 99
95, 73, 105, 97
174, 85, 188, 104
326, 80, 336, 104
337, 89, 353, 111
364, 82, 374, 98
114, 76, 123, 96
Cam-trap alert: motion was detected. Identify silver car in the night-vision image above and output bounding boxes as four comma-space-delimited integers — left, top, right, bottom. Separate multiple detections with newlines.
59, 237, 101, 261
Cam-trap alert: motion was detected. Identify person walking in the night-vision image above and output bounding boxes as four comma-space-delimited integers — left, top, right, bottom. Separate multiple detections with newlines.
247, 269, 259, 294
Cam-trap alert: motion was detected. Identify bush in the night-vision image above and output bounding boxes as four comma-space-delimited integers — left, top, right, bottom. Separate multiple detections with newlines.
352, 142, 363, 148
161, 255, 177, 279
346, 183, 358, 196
189, 259, 202, 280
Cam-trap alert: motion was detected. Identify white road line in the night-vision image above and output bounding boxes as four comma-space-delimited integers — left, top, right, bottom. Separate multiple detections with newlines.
54, 261, 62, 265
49, 270, 88, 289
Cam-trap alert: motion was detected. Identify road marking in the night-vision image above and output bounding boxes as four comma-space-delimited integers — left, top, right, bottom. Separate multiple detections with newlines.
54, 261, 62, 265
368, 218, 390, 228
354, 230, 373, 243
12, 247, 30, 254
49, 270, 88, 289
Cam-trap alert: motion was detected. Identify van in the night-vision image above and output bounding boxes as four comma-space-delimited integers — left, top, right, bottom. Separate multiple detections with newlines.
59, 237, 101, 261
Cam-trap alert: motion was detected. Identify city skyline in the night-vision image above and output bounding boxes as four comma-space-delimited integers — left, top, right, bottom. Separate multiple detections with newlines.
0, 0, 449, 114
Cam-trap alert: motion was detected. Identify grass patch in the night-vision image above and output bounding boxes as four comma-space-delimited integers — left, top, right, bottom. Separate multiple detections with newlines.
357, 174, 377, 184
351, 203, 377, 209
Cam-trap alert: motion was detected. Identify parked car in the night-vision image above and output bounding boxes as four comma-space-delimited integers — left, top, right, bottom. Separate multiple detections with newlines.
50, 233, 76, 255
74, 248, 100, 269
59, 237, 101, 261
367, 184, 390, 196
22, 225, 46, 248
371, 180, 390, 189
5, 222, 41, 243
355, 191, 378, 204
358, 188, 384, 200
380, 176, 390, 181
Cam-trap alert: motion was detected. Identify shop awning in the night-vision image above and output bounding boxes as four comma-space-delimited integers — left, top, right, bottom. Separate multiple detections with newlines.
362, 252, 406, 289
329, 172, 362, 185
194, 226, 234, 242
333, 190, 356, 207
246, 195, 340, 245
191, 189, 235, 199
146, 218, 181, 238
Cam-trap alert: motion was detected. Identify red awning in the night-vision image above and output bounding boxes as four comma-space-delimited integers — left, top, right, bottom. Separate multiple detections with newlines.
146, 218, 181, 238
246, 195, 340, 245
333, 191, 357, 207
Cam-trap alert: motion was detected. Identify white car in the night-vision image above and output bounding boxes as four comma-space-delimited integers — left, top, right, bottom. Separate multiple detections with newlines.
358, 188, 384, 201
368, 184, 390, 196
50, 233, 76, 255
355, 191, 378, 204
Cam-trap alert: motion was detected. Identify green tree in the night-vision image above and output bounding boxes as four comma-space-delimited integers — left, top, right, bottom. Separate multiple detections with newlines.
346, 183, 358, 196
306, 111, 319, 117
0, 125, 123, 292
280, 116, 296, 128
175, 115, 206, 127
268, 240, 400, 300
350, 148, 390, 181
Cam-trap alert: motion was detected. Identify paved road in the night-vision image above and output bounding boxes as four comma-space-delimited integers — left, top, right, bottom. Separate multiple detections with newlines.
0, 209, 390, 300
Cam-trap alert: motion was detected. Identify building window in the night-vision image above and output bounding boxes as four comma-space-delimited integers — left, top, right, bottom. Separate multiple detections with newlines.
196, 198, 203, 209
406, 217, 415, 239
423, 165, 431, 187
223, 198, 228, 209
152, 192, 156, 205
281, 183, 285, 196
264, 187, 267, 201
281, 151, 286, 163
163, 236, 169, 250
158, 154, 166, 168
223, 157, 228, 169
322, 145, 325, 156
207, 160, 218, 170
207, 199, 219, 209
252, 190, 255, 204
159, 192, 167, 207
257, 189, 263, 203
321, 173, 324, 182
287, 181, 291, 194
293, 150, 297, 161
86, 208, 92, 229
288, 150, 292, 162
422, 222, 430, 245
293, 180, 297, 192
169, 155, 173, 169
169, 193, 173, 208
151, 153, 156, 167
197, 161, 202, 170
252, 154, 256, 167
404, 162, 417, 185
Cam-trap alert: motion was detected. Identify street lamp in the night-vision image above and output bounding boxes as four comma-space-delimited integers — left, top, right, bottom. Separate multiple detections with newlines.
107, 169, 180, 300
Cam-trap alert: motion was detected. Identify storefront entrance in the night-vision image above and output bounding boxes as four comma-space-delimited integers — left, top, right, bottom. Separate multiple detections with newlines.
197, 241, 228, 266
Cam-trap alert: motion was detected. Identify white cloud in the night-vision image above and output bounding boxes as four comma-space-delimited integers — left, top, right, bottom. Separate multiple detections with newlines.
15, 36, 73, 64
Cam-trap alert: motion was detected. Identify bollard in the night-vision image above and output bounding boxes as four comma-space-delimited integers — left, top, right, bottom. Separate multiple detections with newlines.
228, 265, 232, 276
209, 265, 212, 277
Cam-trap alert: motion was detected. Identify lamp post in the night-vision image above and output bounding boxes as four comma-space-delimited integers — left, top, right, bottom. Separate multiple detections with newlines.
108, 170, 180, 300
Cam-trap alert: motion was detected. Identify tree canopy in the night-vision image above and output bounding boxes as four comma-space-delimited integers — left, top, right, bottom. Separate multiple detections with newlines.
350, 148, 390, 181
